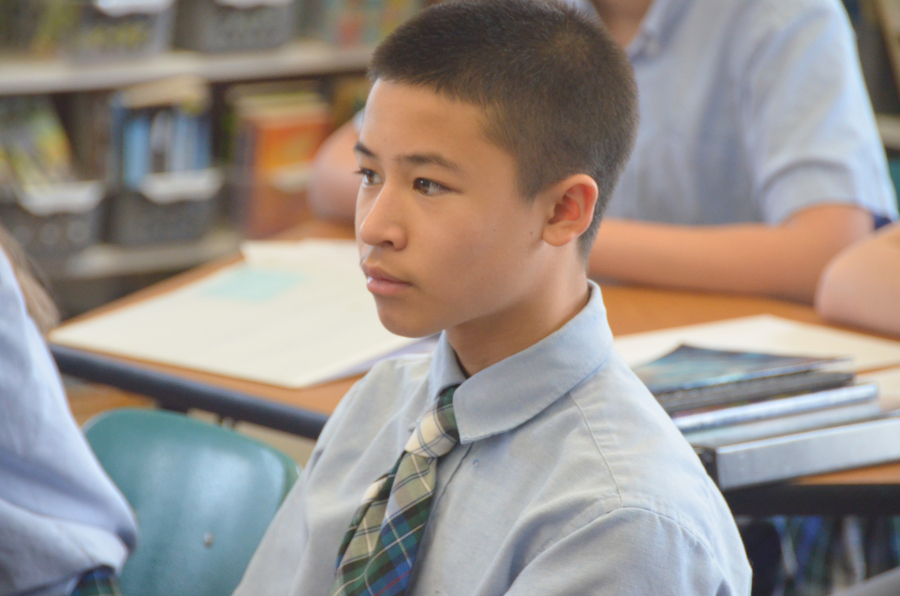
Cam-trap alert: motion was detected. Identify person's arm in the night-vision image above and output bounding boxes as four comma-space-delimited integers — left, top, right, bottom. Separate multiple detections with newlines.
503, 507, 749, 595
0, 244, 137, 594
307, 120, 361, 224
589, 203, 873, 304
588, 0, 893, 305
815, 223, 900, 336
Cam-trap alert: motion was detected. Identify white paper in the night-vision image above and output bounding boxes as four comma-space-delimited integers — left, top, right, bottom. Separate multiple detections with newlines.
51, 240, 425, 388
612, 314, 900, 373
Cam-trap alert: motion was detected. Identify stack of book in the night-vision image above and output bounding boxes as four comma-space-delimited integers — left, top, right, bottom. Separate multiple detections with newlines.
106, 75, 221, 245
0, 96, 105, 255
227, 82, 331, 239
632, 345, 900, 490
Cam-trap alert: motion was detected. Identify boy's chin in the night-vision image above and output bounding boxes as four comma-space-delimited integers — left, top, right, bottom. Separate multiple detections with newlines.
376, 311, 440, 339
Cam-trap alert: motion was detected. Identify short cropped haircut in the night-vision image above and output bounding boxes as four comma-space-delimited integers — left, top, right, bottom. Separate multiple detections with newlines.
369, 0, 638, 257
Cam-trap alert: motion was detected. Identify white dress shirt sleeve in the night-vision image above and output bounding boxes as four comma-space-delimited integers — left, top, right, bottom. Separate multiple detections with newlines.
0, 251, 137, 596
505, 507, 741, 596
738, 0, 897, 224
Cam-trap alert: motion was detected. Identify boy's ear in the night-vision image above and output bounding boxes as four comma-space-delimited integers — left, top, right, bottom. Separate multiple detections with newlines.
541, 174, 599, 248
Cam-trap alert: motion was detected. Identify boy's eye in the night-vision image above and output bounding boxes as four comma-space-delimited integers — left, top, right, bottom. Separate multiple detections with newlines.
413, 178, 447, 196
356, 168, 382, 186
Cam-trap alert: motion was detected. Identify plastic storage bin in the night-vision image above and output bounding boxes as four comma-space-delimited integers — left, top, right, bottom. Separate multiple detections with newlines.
107, 168, 222, 245
0, 181, 105, 257
67, 0, 175, 61
174, 0, 296, 53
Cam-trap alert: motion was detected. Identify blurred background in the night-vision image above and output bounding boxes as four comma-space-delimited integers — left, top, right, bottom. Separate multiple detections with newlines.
0, 0, 433, 318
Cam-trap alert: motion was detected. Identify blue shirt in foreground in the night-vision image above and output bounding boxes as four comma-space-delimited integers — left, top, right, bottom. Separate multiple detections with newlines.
235, 282, 752, 595
0, 251, 136, 596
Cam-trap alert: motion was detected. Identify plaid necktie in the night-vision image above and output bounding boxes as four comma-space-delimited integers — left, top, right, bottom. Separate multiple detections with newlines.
71, 567, 122, 596
330, 385, 460, 596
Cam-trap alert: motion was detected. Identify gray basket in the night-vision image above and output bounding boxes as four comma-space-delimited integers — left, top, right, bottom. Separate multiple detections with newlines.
67, 0, 174, 61
107, 191, 218, 246
0, 200, 103, 257
174, 0, 297, 53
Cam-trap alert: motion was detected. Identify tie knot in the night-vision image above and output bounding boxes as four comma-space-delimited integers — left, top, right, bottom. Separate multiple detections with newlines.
405, 385, 460, 458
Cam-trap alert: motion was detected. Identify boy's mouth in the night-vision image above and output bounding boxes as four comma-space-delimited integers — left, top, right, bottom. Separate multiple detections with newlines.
361, 264, 411, 296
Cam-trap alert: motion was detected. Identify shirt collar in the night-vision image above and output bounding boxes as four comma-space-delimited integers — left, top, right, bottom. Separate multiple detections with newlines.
627, 0, 692, 60
426, 281, 614, 443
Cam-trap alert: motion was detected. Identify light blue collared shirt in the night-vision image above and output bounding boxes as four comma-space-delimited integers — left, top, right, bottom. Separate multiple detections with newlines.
235, 282, 751, 595
0, 251, 137, 596
606, 0, 898, 225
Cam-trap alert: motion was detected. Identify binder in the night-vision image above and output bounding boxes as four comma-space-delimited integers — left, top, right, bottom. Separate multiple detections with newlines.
683, 400, 884, 448
670, 382, 879, 433
696, 413, 900, 490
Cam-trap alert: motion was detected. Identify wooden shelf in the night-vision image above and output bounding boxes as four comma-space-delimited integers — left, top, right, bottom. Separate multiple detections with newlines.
39, 227, 242, 280
0, 41, 372, 96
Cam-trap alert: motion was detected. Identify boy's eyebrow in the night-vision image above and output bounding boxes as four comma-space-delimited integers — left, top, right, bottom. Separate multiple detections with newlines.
354, 141, 462, 173
399, 152, 463, 173
354, 141, 376, 158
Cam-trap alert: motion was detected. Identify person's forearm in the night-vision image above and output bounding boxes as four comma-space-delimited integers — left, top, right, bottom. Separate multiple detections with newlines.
815, 226, 900, 336
589, 206, 872, 303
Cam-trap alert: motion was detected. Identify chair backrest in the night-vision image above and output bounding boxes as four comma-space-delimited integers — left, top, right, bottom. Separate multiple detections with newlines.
84, 408, 300, 596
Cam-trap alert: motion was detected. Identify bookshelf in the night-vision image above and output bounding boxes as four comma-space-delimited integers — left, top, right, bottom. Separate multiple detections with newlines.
0, 40, 372, 309
0, 41, 373, 96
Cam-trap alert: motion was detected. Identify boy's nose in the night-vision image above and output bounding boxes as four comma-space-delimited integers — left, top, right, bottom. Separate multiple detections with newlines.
357, 186, 408, 250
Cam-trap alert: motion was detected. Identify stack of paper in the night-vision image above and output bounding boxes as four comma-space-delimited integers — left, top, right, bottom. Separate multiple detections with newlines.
50, 240, 431, 388
613, 314, 900, 373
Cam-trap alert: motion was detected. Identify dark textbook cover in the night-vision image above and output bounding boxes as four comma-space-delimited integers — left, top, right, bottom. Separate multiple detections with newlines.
632, 344, 854, 414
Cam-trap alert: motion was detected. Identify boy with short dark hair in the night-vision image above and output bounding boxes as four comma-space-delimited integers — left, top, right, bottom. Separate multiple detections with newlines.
234, 1, 751, 594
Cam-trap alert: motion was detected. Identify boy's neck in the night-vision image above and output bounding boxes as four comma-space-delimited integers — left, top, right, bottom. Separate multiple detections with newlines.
446, 267, 592, 377
588, 0, 653, 48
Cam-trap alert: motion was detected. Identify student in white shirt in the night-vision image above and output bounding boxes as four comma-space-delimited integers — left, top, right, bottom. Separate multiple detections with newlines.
236, 2, 751, 594
308, 0, 897, 304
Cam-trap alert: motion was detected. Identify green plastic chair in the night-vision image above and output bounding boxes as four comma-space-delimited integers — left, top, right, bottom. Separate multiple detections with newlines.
83, 408, 300, 596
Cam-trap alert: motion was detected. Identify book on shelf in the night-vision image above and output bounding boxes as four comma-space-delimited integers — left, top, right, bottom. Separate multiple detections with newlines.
113, 76, 214, 185
0, 96, 104, 215
97, 76, 223, 246
0, 97, 79, 188
633, 344, 900, 488
227, 81, 332, 238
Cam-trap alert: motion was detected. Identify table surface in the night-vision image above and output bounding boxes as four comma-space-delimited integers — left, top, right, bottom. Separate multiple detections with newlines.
50, 219, 900, 515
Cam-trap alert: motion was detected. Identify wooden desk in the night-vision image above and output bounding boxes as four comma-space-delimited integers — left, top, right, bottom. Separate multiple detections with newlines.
51, 220, 900, 515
